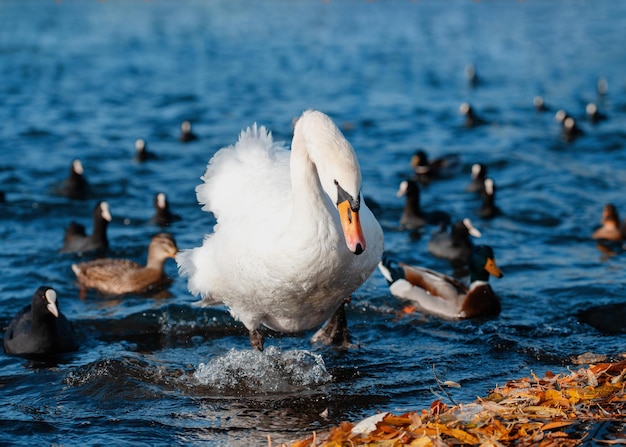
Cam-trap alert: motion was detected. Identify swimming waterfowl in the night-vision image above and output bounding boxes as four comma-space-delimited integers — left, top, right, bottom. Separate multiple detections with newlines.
464, 63, 479, 87
55, 159, 89, 200
459, 102, 486, 128
477, 178, 501, 219
555, 111, 584, 142
597, 77, 608, 96
4, 286, 78, 355
586, 103, 607, 124
180, 120, 198, 142
555, 109, 569, 125
378, 245, 503, 320
134, 138, 156, 162
592, 204, 626, 241
410, 149, 461, 184
150, 192, 181, 227
397, 179, 451, 230
466, 163, 487, 193
60, 201, 112, 254
176, 110, 384, 351
72, 232, 178, 296
533, 96, 550, 112
427, 218, 481, 267
561, 116, 584, 142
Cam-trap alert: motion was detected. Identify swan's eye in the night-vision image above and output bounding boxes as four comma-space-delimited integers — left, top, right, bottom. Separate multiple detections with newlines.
335, 181, 360, 212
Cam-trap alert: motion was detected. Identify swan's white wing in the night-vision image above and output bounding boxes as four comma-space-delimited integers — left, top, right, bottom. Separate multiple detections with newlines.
179, 124, 291, 300
196, 124, 291, 230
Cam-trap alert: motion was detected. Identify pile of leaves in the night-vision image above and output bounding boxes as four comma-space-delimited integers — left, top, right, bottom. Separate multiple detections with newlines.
290, 361, 626, 446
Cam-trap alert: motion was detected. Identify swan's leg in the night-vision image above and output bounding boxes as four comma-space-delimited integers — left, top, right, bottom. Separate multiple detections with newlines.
249, 328, 265, 351
310, 299, 352, 348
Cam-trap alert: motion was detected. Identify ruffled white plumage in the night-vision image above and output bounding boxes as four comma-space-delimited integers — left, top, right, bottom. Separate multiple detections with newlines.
178, 124, 291, 302
177, 110, 384, 336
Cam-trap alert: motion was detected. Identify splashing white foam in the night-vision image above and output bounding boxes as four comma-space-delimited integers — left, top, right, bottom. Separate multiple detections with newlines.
193, 346, 332, 393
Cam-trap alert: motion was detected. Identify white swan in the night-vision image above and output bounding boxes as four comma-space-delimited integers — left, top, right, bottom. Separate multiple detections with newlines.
177, 110, 384, 350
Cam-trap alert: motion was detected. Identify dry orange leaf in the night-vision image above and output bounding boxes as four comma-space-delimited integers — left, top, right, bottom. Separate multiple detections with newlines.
541, 420, 575, 431
430, 423, 480, 444
290, 361, 626, 447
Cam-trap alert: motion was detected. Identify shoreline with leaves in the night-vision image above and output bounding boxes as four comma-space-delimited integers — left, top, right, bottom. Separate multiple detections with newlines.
289, 359, 626, 446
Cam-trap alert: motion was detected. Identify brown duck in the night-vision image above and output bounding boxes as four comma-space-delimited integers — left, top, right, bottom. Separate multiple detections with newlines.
592, 203, 626, 241
72, 233, 178, 296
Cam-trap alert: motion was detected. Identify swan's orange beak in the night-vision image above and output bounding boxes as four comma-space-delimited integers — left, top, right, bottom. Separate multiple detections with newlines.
337, 200, 366, 255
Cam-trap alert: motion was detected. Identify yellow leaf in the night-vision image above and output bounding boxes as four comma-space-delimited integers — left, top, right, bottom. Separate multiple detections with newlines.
543, 389, 564, 402
431, 423, 480, 444
409, 437, 433, 447
384, 415, 412, 426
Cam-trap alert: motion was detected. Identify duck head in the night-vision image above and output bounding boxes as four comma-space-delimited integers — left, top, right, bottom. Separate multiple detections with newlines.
469, 245, 503, 282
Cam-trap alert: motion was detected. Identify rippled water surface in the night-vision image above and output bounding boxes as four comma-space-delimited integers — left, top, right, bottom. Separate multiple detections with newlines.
2, 1, 626, 445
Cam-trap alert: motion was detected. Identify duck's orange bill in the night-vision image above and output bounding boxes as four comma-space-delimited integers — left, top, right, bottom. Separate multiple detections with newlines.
484, 258, 503, 278
337, 199, 366, 255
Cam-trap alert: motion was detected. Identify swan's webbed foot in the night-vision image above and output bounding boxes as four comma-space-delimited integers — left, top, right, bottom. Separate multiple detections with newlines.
310, 300, 354, 349
249, 328, 265, 351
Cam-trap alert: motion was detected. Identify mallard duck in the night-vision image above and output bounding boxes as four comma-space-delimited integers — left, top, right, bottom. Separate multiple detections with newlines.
150, 192, 181, 227
397, 179, 451, 230
427, 218, 481, 266
378, 245, 503, 320
592, 204, 626, 241
410, 149, 461, 184
60, 201, 112, 254
3, 286, 78, 355
180, 120, 198, 142
134, 138, 156, 162
72, 232, 178, 296
55, 159, 89, 200
466, 163, 487, 193
459, 102, 487, 128
176, 110, 384, 351
477, 178, 501, 219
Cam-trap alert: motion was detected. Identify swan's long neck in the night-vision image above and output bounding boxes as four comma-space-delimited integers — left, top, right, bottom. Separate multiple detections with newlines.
289, 124, 336, 228
290, 111, 362, 206
286, 111, 367, 255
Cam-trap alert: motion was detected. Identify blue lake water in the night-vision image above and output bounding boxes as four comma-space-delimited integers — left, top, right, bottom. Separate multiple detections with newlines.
1, 0, 626, 445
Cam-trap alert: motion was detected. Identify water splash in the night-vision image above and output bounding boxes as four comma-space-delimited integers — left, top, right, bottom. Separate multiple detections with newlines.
192, 346, 333, 394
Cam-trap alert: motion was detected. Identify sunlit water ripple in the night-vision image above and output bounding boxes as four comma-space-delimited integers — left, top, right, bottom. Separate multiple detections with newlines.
1, 1, 626, 445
